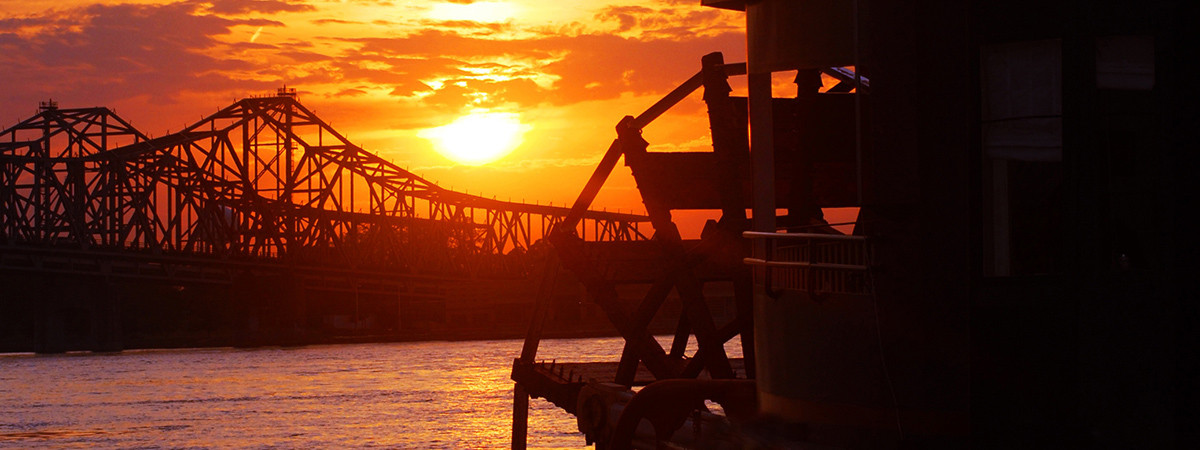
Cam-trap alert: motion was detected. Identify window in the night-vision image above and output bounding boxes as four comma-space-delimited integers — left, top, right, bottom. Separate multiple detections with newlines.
1096, 35, 1155, 90
981, 40, 1063, 276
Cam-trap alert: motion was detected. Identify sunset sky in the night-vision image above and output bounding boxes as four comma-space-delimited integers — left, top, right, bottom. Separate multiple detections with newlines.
0, 0, 750, 220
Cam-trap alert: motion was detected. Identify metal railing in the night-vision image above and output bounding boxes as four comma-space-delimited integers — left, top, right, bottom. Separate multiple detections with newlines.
743, 231, 873, 296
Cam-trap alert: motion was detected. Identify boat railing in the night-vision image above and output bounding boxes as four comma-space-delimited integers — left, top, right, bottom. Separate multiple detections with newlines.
743, 230, 873, 296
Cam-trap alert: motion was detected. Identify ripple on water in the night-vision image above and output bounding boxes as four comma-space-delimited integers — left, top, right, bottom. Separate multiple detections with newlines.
0, 336, 739, 448
2, 340, 710, 448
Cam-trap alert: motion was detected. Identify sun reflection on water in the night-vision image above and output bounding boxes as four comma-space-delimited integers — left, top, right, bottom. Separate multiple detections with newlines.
0, 336, 740, 448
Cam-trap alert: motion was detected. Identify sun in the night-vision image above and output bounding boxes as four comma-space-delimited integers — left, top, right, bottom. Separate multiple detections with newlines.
419, 111, 529, 165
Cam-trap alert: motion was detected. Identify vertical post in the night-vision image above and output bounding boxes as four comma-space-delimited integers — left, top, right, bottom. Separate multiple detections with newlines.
512, 383, 529, 449
285, 102, 295, 254
701, 51, 747, 220
853, 0, 864, 206
746, 13, 778, 380
513, 248, 560, 450
702, 51, 758, 376
749, 73, 776, 235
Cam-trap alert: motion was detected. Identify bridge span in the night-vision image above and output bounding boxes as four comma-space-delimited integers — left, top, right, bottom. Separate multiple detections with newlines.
0, 91, 648, 352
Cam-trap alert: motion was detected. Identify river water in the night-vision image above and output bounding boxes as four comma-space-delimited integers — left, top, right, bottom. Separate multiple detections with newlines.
0, 336, 739, 449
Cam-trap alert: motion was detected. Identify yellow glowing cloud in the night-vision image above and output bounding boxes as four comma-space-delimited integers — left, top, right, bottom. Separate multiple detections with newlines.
427, 1, 519, 23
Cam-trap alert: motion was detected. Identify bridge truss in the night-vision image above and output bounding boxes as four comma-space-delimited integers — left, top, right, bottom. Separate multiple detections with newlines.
0, 94, 648, 275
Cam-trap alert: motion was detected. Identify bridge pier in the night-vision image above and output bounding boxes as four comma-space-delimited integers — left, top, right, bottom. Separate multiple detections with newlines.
233, 272, 264, 347
32, 275, 67, 354
232, 272, 312, 347
31, 275, 122, 353
280, 273, 310, 345
89, 280, 124, 353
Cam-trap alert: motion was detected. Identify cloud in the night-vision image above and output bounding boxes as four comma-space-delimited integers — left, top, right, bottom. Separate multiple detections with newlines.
1, 2, 274, 110
596, 5, 652, 32
1, 0, 743, 137
594, 3, 740, 39
332, 88, 368, 97
312, 18, 363, 25
199, 0, 316, 15
341, 26, 742, 109
277, 49, 330, 63
0, 0, 751, 223
415, 19, 515, 36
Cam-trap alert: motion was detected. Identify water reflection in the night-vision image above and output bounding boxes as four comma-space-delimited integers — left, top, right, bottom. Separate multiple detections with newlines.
0, 337, 740, 448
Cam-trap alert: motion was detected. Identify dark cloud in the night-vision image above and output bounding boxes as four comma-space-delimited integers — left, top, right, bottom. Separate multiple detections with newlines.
278, 49, 331, 63
0, 2, 277, 111
229, 41, 279, 50
312, 18, 363, 25
282, 38, 315, 48
332, 88, 368, 97
200, 0, 316, 15
0, 15, 57, 31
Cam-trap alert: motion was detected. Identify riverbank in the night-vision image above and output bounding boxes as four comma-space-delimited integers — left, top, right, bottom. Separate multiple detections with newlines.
0, 269, 736, 354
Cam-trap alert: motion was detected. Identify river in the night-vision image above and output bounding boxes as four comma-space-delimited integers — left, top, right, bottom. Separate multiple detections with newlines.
0, 336, 739, 448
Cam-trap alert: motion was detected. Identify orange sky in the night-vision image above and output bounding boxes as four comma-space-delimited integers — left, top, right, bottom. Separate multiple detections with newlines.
0, 0, 748, 224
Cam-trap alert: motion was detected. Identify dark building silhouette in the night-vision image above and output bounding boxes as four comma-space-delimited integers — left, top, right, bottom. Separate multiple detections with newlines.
513, 1, 1197, 448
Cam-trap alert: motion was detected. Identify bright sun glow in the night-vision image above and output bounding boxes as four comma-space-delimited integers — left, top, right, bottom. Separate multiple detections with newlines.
419, 111, 529, 165
427, 1, 517, 23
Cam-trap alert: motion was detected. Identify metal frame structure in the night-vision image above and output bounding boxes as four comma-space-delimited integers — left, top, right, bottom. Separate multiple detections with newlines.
513, 54, 756, 449
511, 51, 871, 448
1, 92, 648, 276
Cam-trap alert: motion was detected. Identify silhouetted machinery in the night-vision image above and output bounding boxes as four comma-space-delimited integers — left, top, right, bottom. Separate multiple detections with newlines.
514, 0, 1198, 447
511, 1, 895, 447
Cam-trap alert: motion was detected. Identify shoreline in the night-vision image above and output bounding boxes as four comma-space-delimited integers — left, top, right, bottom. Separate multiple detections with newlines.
0, 322, 643, 355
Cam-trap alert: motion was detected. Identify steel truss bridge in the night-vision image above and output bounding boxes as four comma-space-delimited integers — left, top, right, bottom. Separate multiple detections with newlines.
0, 91, 648, 278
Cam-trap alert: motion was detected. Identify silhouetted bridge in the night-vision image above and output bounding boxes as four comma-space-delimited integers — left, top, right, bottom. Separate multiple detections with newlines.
0, 90, 648, 352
